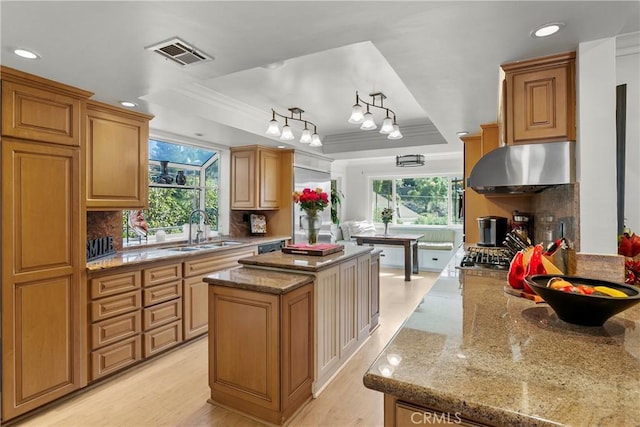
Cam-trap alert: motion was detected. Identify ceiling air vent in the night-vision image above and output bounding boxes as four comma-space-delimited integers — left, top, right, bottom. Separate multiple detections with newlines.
146, 37, 213, 66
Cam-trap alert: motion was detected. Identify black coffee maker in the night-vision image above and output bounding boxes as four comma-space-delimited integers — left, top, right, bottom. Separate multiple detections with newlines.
476, 216, 508, 247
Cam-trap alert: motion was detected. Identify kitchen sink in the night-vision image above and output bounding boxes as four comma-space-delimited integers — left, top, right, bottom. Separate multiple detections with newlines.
168, 247, 203, 252
197, 241, 243, 249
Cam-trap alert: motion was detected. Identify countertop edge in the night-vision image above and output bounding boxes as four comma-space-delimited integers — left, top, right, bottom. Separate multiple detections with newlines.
238, 245, 373, 273
86, 236, 290, 272
203, 267, 314, 295
362, 373, 559, 427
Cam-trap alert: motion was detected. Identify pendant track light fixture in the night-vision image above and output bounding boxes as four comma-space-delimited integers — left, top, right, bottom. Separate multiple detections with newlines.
266, 107, 322, 147
348, 91, 403, 139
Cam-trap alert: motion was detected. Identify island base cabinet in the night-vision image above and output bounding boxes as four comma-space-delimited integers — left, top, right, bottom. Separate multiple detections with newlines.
208, 283, 313, 425
384, 395, 489, 427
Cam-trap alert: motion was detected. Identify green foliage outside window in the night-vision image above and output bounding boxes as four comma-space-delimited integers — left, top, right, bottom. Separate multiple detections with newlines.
372, 176, 462, 226
123, 140, 219, 241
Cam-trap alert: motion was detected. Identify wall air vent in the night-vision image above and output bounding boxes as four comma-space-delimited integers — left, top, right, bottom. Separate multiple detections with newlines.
145, 37, 213, 66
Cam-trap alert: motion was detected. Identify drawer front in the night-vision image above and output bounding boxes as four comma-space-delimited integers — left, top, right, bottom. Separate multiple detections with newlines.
91, 290, 141, 322
143, 263, 182, 287
143, 298, 182, 330
91, 311, 141, 350
90, 270, 141, 299
91, 335, 142, 380
143, 279, 182, 307
183, 248, 256, 277
143, 320, 182, 357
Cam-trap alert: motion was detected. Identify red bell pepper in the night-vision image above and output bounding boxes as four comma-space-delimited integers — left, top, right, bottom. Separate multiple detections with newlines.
508, 250, 526, 290
523, 244, 547, 293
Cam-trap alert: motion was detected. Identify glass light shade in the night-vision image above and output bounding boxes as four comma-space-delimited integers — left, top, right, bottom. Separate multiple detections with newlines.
348, 104, 364, 124
300, 128, 312, 144
266, 119, 281, 136
379, 117, 394, 134
360, 112, 377, 130
280, 124, 294, 141
310, 133, 322, 147
388, 124, 403, 139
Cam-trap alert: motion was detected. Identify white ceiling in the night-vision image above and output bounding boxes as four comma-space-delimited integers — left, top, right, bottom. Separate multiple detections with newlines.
1, 1, 639, 162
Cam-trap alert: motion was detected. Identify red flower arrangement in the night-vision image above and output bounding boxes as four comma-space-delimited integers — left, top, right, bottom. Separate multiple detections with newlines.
619, 226, 640, 286
292, 187, 329, 215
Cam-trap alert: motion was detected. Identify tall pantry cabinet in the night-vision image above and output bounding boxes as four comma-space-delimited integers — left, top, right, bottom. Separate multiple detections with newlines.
1, 66, 91, 421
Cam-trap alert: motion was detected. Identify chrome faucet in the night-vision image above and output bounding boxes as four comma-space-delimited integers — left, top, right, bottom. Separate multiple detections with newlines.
188, 209, 210, 245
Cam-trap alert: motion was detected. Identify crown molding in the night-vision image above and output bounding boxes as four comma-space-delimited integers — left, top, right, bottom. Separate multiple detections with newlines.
616, 31, 640, 57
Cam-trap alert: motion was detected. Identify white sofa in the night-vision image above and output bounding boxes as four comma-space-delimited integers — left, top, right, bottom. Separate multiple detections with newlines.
336, 220, 457, 271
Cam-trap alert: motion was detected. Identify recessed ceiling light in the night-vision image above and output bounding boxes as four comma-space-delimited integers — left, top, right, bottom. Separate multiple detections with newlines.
14, 48, 39, 59
276, 145, 286, 149
531, 22, 564, 38
119, 101, 137, 108
194, 132, 204, 137
456, 131, 469, 137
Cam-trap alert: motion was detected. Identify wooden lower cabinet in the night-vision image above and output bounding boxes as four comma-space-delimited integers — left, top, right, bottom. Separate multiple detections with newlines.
209, 283, 313, 425
88, 267, 143, 381
384, 395, 488, 427
314, 252, 373, 394
182, 246, 257, 340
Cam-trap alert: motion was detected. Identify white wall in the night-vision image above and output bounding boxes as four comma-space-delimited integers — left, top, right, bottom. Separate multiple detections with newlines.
616, 37, 640, 233
577, 38, 618, 254
338, 153, 463, 222
578, 34, 640, 253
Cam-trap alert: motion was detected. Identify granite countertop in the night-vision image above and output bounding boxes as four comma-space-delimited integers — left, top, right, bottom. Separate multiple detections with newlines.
364, 249, 640, 426
238, 244, 373, 273
86, 235, 290, 272
203, 267, 314, 295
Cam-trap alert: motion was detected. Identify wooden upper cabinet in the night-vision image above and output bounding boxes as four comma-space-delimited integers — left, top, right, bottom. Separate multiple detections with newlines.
231, 146, 280, 210
502, 51, 576, 145
1, 66, 92, 146
85, 100, 153, 210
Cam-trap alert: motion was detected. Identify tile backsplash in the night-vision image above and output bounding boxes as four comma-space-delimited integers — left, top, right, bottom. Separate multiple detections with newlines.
532, 183, 580, 251
87, 211, 123, 251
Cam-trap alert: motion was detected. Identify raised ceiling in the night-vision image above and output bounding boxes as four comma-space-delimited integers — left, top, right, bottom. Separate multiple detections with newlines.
1, 1, 638, 161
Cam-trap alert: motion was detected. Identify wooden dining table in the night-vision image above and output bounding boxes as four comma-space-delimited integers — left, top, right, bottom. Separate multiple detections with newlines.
352, 233, 424, 281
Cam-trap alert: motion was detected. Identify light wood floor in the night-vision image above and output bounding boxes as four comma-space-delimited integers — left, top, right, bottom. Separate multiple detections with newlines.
13, 268, 438, 427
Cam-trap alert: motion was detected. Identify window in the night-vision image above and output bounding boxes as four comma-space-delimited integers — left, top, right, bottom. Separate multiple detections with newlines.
371, 176, 463, 226
123, 139, 219, 245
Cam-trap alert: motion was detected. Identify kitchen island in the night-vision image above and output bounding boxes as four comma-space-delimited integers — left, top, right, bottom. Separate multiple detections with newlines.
204, 245, 376, 425
364, 249, 640, 426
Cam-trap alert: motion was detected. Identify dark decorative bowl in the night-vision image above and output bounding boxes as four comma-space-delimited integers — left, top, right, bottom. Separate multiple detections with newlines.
524, 275, 640, 326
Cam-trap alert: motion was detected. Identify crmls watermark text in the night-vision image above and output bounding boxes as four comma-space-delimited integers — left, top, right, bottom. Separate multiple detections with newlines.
410, 411, 463, 424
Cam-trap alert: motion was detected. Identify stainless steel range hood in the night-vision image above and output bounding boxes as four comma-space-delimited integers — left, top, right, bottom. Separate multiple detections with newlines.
467, 141, 575, 194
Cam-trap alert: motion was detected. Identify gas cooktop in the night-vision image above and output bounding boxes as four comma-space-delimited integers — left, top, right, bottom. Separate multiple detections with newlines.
460, 246, 512, 270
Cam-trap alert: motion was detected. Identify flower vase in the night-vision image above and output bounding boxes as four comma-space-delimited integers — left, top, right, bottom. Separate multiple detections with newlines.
384, 222, 389, 236
302, 213, 320, 245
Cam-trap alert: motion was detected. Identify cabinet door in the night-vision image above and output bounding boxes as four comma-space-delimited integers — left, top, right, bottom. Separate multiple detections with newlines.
356, 255, 371, 341
1, 139, 83, 420
183, 276, 209, 340
503, 52, 575, 145
314, 266, 340, 387
370, 252, 380, 332
339, 258, 358, 357
209, 286, 280, 412
281, 284, 314, 413
230, 149, 256, 209
1, 79, 85, 146
259, 149, 280, 208
85, 102, 151, 209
